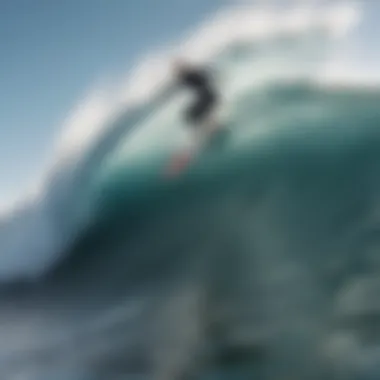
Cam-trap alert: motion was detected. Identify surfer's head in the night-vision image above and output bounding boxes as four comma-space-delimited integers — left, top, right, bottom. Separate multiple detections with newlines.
172, 58, 191, 76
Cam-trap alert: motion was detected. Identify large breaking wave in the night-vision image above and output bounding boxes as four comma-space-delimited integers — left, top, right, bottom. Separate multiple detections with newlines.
0, 2, 360, 281
3, 2, 380, 380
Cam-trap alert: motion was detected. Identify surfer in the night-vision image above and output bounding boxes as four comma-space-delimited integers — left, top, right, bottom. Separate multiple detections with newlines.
163, 59, 222, 176
172, 59, 220, 149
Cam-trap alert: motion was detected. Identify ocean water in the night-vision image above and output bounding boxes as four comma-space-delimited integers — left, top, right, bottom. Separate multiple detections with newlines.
2, 3, 380, 379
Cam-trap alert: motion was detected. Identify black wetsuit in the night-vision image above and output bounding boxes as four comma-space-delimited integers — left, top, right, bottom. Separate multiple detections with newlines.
178, 68, 218, 126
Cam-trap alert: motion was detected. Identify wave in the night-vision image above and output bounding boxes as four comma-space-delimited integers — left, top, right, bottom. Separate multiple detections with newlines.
0, 2, 361, 283
6, 80, 380, 378
3, 2, 380, 379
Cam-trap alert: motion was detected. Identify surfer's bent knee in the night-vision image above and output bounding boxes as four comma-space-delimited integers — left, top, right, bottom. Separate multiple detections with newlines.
184, 92, 218, 127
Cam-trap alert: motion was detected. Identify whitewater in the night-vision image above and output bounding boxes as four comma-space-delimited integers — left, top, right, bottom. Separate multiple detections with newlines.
2, 2, 380, 379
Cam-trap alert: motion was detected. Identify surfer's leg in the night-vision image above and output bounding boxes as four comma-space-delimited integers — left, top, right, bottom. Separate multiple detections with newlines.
185, 90, 217, 126
185, 93, 218, 150
203, 108, 220, 135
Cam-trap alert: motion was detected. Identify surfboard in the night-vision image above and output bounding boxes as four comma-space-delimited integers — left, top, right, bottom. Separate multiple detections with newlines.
163, 125, 230, 178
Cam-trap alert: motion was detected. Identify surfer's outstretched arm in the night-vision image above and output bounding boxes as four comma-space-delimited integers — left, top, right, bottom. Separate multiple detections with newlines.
152, 80, 178, 107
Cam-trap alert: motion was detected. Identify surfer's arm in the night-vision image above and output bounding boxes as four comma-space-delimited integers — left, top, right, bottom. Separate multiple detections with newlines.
156, 74, 182, 100
142, 81, 177, 114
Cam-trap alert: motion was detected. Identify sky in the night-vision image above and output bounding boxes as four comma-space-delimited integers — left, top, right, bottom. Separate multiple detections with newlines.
0, 0, 226, 203
0, 0, 378, 206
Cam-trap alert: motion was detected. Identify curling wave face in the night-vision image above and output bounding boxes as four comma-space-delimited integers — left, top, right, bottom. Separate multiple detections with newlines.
2, 3, 380, 380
